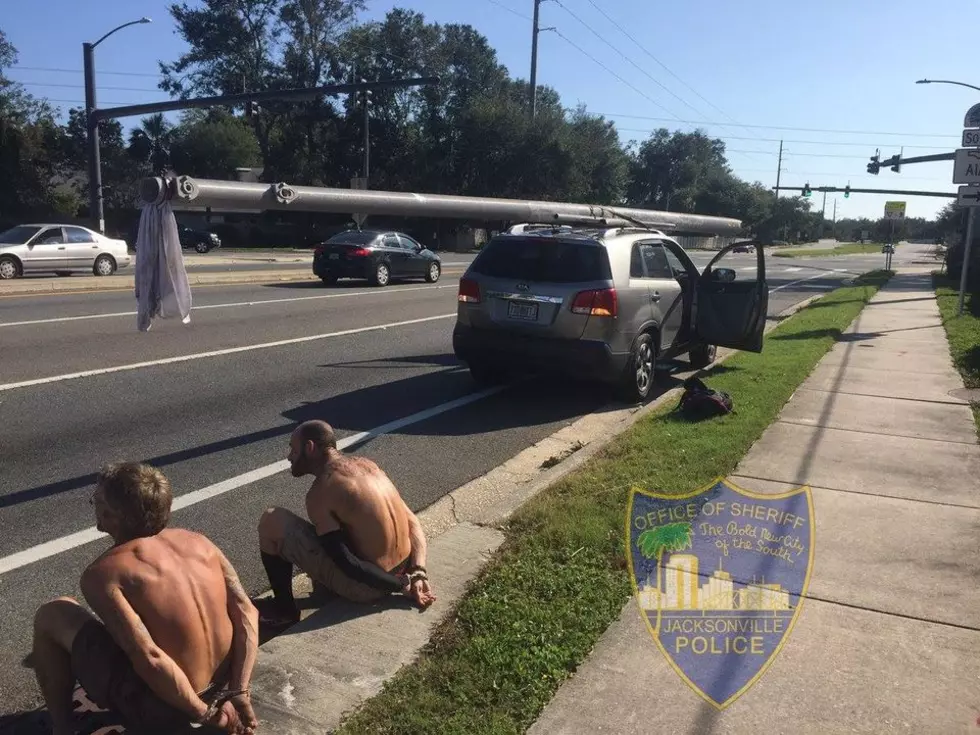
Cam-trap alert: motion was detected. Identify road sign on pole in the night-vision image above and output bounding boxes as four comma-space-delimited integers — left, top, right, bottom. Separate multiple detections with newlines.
963, 129, 980, 147
957, 186, 980, 207
953, 148, 980, 184
883, 201, 906, 219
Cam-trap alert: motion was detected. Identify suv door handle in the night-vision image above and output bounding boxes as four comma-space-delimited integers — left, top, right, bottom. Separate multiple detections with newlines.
650, 291, 661, 302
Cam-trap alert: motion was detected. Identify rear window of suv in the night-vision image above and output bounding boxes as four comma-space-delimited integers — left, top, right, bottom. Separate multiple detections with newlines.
471, 236, 612, 283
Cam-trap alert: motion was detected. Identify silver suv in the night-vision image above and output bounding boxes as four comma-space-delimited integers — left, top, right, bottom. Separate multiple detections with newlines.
452, 225, 768, 402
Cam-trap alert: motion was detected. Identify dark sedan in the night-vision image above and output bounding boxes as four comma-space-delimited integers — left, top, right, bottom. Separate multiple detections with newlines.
312, 230, 442, 287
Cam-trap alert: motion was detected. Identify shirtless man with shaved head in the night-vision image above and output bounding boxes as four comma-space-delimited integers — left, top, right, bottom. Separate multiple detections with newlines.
256, 420, 435, 628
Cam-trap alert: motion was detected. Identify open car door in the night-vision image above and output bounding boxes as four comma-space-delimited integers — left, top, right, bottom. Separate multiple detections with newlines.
695, 240, 768, 353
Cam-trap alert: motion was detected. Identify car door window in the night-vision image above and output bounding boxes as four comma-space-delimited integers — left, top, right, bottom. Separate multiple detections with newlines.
382, 234, 401, 249
663, 248, 686, 279
630, 243, 647, 278
398, 235, 421, 252
65, 227, 95, 243
35, 228, 65, 245
639, 243, 673, 279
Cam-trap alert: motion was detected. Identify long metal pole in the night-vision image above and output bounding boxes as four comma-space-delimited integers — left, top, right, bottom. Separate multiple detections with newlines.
529, 0, 541, 118
958, 207, 977, 315
363, 88, 370, 182
83, 42, 104, 234
774, 140, 782, 201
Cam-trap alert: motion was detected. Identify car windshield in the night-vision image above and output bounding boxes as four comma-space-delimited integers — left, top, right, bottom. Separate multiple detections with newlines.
0, 225, 42, 244
470, 237, 612, 283
328, 231, 377, 245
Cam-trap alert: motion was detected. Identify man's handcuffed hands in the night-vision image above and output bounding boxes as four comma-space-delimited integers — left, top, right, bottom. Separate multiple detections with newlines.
200, 691, 258, 734
400, 570, 436, 610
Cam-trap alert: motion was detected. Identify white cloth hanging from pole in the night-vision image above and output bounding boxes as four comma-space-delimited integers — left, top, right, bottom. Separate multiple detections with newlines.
134, 189, 192, 332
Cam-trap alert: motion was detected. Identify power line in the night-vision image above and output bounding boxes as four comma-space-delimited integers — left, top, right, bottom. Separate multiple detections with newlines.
596, 112, 960, 138
15, 81, 161, 93
548, 29, 682, 120
11, 65, 161, 79
485, 0, 531, 20
551, 0, 698, 119
615, 128, 952, 150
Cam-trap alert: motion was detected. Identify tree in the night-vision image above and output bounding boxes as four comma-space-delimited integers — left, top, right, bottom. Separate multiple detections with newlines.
637, 521, 693, 633
627, 129, 730, 212
128, 113, 175, 172
169, 109, 262, 179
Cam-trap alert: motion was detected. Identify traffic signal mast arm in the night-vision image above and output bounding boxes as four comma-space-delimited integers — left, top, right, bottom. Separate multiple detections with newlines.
773, 185, 955, 198
867, 150, 955, 174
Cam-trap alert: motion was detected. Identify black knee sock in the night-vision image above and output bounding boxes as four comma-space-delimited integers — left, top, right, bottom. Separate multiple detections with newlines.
261, 552, 296, 613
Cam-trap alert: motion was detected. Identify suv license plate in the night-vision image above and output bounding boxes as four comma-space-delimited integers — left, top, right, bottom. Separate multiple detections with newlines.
508, 301, 539, 321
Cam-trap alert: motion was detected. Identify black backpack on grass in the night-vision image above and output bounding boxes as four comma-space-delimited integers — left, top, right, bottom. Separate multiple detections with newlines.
677, 376, 733, 419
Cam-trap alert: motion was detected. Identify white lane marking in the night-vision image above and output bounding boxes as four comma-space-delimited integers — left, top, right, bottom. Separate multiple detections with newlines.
739, 266, 756, 271
0, 284, 456, 328
0, 313, 457, 393
0, 385, 506, 576
769, 271, 832, 292
783, 267, 802, 273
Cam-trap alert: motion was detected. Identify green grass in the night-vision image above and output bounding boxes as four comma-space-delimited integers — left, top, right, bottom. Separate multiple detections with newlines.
334, 270, 893, 735
933, 273, 980, 433
773, 243, 886, 258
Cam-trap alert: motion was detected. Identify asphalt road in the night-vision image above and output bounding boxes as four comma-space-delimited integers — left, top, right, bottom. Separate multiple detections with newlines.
0, 245, 920, 719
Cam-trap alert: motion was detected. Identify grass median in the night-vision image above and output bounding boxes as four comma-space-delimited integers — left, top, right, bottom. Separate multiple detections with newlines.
933, 273, 980, 434
773, 243, 884, 258
336, 270, 893, 735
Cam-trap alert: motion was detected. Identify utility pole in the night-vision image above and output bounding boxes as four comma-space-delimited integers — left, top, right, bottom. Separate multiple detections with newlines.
529, 0, 541, 118
774, 140, 783, 201
83, 42, 103, 234
362, 79, 370, 182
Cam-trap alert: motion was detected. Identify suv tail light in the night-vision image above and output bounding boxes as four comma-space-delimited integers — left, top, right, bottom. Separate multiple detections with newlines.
571, 288, 617, 317
458, 277, 481, 303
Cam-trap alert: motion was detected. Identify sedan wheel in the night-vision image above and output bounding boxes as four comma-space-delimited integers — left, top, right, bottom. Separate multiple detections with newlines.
425, 262, 441, 283
195, 242, 210, 254
371, 262, 390, 287
0, 257, 19, 280
93, 254, 116, 277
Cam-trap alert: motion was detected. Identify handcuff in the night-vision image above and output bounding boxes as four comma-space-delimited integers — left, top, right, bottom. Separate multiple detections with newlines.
407, 565, 428, 585
195, 688, 250, 725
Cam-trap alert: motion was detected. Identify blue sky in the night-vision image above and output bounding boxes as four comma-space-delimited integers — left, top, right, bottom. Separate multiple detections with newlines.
3, 0, 971, 220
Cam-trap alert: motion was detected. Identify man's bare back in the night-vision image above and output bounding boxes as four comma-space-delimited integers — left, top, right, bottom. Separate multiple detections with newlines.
256, 419, 435, 627
306, 453, 412, 572
81, 527, 233, 693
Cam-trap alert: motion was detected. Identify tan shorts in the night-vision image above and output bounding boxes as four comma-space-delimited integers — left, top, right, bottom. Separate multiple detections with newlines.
277, 509, 407, 604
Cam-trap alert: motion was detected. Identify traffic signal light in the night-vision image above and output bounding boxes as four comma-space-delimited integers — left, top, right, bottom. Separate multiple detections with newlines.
245, 100, 260, 117
802, 182, 812, 198
867, 149, 880, 175
844, 184, 850, 199
891, 156, 901, 173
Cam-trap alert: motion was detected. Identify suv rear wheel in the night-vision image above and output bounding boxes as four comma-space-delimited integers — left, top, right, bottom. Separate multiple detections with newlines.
689, 343, 717, 370
618, 333, 656, 403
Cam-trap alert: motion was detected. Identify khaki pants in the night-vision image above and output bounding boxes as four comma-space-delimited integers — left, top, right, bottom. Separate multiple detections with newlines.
277, 509, 400, 604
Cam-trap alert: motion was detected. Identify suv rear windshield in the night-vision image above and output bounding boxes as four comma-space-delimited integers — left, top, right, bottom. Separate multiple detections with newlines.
471, 236, 612, 283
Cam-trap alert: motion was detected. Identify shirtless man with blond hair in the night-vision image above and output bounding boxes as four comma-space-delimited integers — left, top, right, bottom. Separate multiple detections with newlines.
256, 419, 435, 628
31, 462, 259, 735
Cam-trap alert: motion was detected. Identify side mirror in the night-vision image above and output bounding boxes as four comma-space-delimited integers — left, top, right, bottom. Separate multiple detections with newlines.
711, 268, 737, 283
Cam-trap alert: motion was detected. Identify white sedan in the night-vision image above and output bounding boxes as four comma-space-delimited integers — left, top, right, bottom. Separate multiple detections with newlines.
0, 223, 132, 279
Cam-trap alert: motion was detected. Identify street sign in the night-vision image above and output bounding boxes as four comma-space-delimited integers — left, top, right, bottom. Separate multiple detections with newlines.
965, 103, 980, 129
953, 148, 980, 184
884, 201, 906, 220
957, 185, 980, 207
964, 129, 980, 148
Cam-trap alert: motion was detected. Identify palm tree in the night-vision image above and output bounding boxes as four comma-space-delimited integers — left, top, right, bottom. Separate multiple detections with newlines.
128, 113, 173, 173
637, 521, 693, 633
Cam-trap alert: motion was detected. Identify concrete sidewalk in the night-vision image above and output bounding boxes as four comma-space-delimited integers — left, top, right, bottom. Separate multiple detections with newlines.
529, 268, 980, 735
